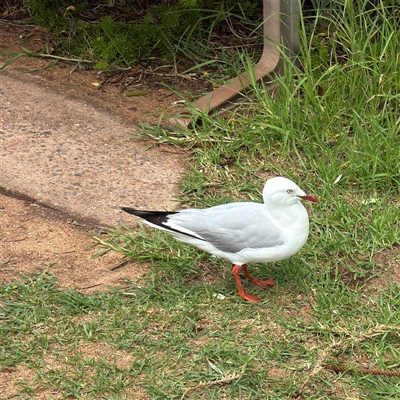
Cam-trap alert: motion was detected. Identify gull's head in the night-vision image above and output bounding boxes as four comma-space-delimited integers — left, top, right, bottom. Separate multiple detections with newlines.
262, 177, 319, 206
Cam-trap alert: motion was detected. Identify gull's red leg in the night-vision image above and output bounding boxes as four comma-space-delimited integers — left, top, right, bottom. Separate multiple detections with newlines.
231, 265, 261, 303
241, 264, 275, 289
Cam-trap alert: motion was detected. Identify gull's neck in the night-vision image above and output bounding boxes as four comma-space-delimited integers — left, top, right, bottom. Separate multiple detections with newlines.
265, 200, 309, 229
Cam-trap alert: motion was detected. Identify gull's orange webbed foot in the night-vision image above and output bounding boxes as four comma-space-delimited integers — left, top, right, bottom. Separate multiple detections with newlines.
232, 265, 262, 303
238, 292, 262, 303
241, 264, 275, 289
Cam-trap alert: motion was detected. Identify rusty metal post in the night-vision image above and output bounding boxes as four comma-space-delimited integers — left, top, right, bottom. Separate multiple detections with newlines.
169, 0, 300, 129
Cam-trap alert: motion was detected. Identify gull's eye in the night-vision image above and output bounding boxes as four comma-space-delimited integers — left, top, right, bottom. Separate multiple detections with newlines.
287, 189, 294, 194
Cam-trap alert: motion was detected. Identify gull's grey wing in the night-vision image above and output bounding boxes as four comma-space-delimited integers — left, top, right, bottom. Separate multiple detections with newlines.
165, 203, 284, 253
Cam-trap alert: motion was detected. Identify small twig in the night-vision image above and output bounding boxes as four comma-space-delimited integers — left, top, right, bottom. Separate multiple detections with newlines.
78, 283, 103, 290
299, 349, 327, 392
152, 72, 193, 80
21, 51, 92, 64
0, 19, 36, 27
2, 237, 27, 242
0, 48, 92, 71
110, 260, 130, 271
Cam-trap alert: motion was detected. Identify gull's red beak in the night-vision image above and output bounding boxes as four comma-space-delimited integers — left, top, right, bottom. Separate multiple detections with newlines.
299, 194, 319, 203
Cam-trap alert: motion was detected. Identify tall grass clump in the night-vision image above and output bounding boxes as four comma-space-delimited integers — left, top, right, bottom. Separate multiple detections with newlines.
250, 0, 400, 191
155, 0, 399, 193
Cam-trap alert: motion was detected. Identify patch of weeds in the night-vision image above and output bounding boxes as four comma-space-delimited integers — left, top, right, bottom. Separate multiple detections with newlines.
19, 0, 263, 71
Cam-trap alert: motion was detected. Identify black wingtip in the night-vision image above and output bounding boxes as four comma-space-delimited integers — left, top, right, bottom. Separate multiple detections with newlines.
121, 208, 177, 227
121, 207, 140, 215
121, 208, 175, 216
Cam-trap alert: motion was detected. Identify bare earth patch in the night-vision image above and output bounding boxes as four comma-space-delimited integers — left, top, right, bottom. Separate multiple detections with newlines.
370, 245, 400, 291
0, 191, 146, 291
0, 365, 37, 400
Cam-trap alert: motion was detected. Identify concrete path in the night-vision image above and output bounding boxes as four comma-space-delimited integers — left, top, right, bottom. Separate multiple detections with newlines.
0, 72, 187, 227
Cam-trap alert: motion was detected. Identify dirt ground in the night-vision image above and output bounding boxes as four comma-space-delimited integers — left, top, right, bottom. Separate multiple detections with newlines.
0, 189, 149, 291
0, 7, 220, 284
0, 21, 208, 288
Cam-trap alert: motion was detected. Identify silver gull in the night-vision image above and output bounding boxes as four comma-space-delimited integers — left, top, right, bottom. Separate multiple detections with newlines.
122, 176, 318, 302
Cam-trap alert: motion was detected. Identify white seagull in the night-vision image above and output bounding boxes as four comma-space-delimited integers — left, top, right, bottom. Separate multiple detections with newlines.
122, 177, 318, 303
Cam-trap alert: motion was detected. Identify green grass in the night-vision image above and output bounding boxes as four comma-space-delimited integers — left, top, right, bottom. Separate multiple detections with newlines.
1, 1, 400, 398
2, 259, 400, 398
18, 0, 263, 72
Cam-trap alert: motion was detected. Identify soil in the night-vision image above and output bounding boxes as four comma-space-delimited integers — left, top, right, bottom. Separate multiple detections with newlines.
0, 19, 204, 289
0, 190, 148, 290
0, 7, 211, 290
0, 5, 220, 279
0, 16, 200, 284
